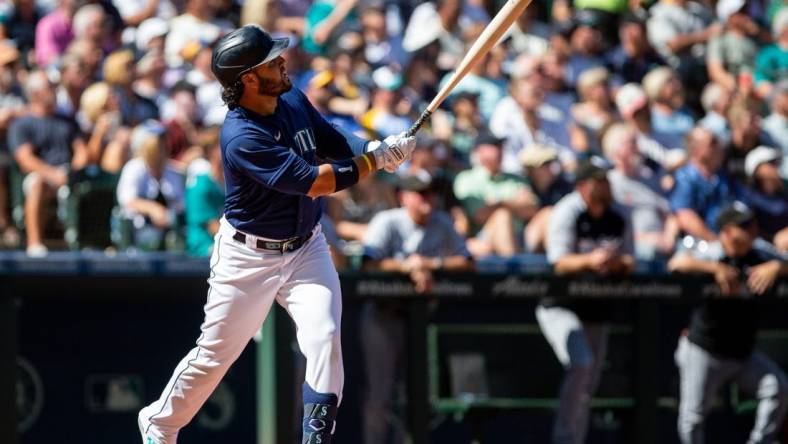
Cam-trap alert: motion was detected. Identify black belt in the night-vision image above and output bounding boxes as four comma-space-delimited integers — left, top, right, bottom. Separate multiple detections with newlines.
232, 230, 313, 253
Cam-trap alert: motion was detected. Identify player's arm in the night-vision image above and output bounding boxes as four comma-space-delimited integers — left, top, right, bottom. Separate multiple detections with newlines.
675, 209, 717, 241
747, 259, 788, 295
668, 252, 741, 295
227, 132, 412, 198
306, 153, 377, 198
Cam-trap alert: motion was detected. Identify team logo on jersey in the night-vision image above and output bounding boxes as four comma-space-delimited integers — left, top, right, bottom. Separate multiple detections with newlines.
294, 128, 317, 155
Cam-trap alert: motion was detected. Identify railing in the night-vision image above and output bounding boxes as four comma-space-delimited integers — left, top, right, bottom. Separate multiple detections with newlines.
1, 252, 786, 444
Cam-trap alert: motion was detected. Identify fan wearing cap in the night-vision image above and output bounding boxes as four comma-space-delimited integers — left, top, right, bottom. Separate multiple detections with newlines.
453, 132, 539, 257
668, 203, 788, 444
606, 15, 665, 84
754, 9, 788, 98
537, 157, 634, 444
564, 9, 609, 89
138, 25, 415, 444
519, 145, 572, 254
359, 66, 411, 138
740, 146, 788, 251
360, 170, 473, 443
569, 67, 616, 154
116, 121, 184, 250
614, 82, 687, 171
642, 66, 695, 141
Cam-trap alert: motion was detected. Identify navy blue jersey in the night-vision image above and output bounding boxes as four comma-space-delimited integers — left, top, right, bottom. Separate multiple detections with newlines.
220, 88, 370, 239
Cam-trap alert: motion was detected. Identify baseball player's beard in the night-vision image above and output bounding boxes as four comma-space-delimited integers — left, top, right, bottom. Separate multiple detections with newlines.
255, 71, 293, 97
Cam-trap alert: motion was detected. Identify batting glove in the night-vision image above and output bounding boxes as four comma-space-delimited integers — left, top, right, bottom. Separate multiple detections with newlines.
368, 133, 416, 173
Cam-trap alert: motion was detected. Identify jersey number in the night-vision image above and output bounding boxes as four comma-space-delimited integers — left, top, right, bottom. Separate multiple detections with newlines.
294, 128, 317, 156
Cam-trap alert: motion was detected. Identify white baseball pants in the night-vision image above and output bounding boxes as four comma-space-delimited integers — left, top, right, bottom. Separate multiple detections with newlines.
536, 305, 609, 444
675, 335, 788, 444
139, 219, 344, 443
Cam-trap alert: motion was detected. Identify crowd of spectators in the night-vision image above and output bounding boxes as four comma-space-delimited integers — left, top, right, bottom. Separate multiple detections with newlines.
0, 0, 785, 262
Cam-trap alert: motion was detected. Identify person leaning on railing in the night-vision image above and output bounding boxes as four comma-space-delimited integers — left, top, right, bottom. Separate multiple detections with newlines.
668, 203, 788, 444
536, 158, 635, 444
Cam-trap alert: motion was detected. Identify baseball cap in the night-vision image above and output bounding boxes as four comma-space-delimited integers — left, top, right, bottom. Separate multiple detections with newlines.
642, 67, 675, 101
398, 169, 436, 193
136, 17, 169, 52
211, 25, 290, 88
520, 144, 558, 168
577, 67, 609, 97
774, 8, 788, 39
575, 157, 610, 182
716, 202, 754, 230
744, 146, 781, 178
372, 66, 403, 91
473, 132, 504, 149
716, 0, 746, 21
574, 8, 606, 28
615, 83, 648, 118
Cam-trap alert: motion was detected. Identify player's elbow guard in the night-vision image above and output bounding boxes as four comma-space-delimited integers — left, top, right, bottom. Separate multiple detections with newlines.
331, 158, 360, 192
307, 159, 361, 198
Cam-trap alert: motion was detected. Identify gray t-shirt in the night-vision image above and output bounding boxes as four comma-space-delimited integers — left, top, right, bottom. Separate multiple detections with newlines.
706, 31, 758, 76
608, 169, 670, 260
547, 191, 634, 264
8, 114, 79, 167
363, 208, 470, 260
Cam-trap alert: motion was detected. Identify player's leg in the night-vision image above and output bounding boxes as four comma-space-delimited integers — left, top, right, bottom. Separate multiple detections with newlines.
574, 323, 609, 444
139, 232, 283, 443
361, 302, 406, 444
277, 229, 344, 444
674, 336, 740, 444
535, 305, 595, 444
735, 351, 788, 444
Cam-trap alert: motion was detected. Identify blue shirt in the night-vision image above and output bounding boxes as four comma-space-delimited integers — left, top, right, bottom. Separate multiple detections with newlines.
670, 164, 739, 232
740, 187, 788, 241
220, 88, 369, 239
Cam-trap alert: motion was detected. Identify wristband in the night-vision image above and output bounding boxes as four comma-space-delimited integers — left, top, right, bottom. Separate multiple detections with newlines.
331, 158, 360, 192
361, 153, 373, 171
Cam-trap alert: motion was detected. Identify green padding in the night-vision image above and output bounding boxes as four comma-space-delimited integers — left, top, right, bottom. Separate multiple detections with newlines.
258, 315, 276, 444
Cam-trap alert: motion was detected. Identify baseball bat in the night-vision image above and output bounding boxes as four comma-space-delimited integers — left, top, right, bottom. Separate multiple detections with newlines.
405, 0, 533, 137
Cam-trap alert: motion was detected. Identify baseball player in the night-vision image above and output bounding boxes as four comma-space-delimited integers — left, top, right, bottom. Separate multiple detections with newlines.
137, 25, 416, 444
668, 204, 788, 444
537, 159, 635, 444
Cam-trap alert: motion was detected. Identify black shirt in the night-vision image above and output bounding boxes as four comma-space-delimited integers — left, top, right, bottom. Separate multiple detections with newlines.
688, 244, 783, 360
543, 191, 633, 322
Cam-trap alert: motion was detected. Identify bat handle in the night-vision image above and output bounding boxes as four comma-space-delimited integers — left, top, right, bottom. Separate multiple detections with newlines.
405, 109, 433, 138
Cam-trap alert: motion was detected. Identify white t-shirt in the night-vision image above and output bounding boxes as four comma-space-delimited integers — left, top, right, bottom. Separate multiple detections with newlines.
117, 157, 185, 227
164, 13, 222, 67
489, 96, 575, 174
